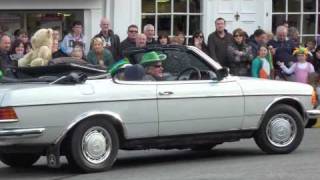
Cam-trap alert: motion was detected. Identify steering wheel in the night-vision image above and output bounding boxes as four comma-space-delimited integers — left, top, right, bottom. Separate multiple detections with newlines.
176, 66, 202, 80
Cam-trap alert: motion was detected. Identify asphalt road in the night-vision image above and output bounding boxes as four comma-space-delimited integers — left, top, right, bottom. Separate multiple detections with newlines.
0, 129, 319, 180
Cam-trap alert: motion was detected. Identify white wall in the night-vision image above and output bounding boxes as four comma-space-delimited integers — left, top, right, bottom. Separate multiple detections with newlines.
202, 0, 272, 39
113, 0, 141, 41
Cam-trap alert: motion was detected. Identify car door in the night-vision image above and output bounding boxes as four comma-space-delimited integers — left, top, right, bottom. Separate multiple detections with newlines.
102, 79, 159, 138
157, 49, 244, 136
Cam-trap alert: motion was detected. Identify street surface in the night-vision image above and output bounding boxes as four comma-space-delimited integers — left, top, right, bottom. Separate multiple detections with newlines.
0, 129, 319, 180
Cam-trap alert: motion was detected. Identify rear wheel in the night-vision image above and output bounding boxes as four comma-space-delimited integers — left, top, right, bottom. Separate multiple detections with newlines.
66, 119, 119, 173
254, 104, 304, 154
0, 153, 40, 168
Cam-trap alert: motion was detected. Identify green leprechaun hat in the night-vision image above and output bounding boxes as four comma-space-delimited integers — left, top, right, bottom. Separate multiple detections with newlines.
108, 58, 131, 76
140, 51, 167, 66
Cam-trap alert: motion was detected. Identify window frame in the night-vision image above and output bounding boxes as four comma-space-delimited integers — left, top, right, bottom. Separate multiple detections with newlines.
271, 0, 319, 43
141, 0, 203, 44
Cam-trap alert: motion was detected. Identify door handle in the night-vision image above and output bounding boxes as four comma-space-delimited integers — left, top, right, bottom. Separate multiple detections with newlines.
158, 91, 174, 96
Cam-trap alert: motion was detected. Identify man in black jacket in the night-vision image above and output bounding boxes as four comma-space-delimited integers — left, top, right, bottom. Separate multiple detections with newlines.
207, 17, 233, 67
0, 34, 14, 77
93, 17, 121, 61
143, 24, 158, 45
120, 24, 139, 57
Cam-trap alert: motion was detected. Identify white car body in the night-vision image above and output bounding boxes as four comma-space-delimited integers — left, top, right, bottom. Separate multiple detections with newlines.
0, 45, 318, 172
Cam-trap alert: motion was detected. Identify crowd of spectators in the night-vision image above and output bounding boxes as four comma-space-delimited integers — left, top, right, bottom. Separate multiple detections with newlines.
1, 17, 320, 87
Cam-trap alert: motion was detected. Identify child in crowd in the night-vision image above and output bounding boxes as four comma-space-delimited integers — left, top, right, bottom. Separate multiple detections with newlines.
70, 42, 85, 60
71, 46, 84, 60
251, 45, 272, 79
305, 40, 316, 55
9, 39, 25, 67
278, 47, 315, 84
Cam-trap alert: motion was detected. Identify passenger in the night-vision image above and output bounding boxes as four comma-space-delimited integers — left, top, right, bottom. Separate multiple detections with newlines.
140, 51, 166, 81
108, 58, 131, 80
124, 64, 145, 81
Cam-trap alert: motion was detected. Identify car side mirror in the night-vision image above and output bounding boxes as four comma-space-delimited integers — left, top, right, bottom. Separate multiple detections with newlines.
217, 67, 229, 81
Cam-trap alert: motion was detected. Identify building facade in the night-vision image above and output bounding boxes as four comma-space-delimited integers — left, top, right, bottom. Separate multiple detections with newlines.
0, 0, 319, 45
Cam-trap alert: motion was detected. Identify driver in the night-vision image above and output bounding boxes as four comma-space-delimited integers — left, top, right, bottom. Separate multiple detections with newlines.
140, 51, 166, 81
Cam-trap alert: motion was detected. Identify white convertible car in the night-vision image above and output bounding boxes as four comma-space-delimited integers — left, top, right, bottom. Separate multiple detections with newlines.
0, 45, 319, 173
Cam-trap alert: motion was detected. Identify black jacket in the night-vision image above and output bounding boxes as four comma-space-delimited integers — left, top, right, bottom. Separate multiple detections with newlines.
120, 37, 136, 57
52, 49, 68, 59
207, 30, 233, 67
93, 30, 121, 61
0, 50, 15, 77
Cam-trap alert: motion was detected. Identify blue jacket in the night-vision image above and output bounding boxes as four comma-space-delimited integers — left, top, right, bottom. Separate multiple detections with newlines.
61, 33, 86, 56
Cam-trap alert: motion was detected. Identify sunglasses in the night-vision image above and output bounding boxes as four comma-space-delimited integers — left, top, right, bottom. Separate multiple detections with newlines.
129, 30, 138, 33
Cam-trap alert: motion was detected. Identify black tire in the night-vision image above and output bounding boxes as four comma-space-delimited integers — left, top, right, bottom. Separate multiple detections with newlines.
0, 153, 40, 168
190, 144, 216, 151
254, 104, 304, 154
305, 118, 317, 128
66, 119, 119, 173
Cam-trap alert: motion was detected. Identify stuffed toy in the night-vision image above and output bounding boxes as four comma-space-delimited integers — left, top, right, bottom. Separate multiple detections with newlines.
18, 28, 53, 67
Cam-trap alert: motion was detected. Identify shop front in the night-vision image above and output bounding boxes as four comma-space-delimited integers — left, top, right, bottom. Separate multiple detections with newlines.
0, 0, 109, 48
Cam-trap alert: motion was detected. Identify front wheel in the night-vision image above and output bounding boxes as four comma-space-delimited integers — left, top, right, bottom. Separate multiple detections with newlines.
254, 104, 304, 154
66, 119, 119, 173
0, 153, 40, 168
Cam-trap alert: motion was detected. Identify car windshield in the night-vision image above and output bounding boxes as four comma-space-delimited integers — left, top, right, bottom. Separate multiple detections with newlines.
121, 47, 217, 81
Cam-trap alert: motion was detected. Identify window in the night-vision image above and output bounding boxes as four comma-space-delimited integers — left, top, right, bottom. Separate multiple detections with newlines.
141, 0, 202, 44
272, 0, 319, 44
128, 49, 214, 81
0, 10, 83, 40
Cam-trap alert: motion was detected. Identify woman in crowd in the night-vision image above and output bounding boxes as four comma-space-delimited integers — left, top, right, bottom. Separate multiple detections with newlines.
288, 27, 300, 48
9, 39, 25, 67
158, 34, 170, 45
190, 31, 208, 54
227, 28, 253, 76
87, 37, 113, 69
176, 31, 186, 45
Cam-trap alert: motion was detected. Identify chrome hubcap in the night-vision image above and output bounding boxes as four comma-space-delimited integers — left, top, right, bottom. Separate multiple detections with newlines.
266, 114, 297, 147
82, 126, 112, 164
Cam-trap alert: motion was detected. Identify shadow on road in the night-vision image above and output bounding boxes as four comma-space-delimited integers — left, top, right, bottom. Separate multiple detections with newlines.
0, 146, 285, 177
113, 147, 267, 170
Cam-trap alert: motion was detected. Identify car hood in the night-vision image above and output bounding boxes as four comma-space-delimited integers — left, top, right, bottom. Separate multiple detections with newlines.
235, 76, 313, 96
